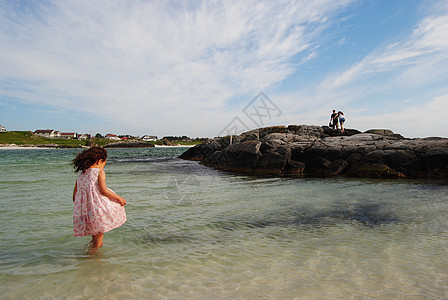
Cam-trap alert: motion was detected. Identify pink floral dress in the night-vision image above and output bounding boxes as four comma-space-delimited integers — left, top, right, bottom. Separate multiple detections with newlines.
73, 168, 126, 237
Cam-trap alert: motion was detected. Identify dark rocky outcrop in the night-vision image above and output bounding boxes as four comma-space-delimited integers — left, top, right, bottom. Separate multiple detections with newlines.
179, 125, 448, 179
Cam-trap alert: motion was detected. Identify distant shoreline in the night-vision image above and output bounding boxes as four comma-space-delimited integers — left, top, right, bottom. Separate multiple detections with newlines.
0, 131, 205, 149
154, 144, 195, 148
0, 144, 195, 150
0, 144, 68, 150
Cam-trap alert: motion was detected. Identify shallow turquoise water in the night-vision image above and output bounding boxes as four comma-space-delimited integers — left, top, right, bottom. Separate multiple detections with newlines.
0, 148, 447, 299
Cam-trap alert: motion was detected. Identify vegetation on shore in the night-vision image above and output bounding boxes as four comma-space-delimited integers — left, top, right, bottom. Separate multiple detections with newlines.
0, 131, 204, 148
154, 136, 206, 146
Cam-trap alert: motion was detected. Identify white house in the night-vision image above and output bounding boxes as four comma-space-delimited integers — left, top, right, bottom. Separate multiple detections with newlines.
141, 135, 158, 141
105, 134, 121, 141
60, 132, 77, 139
78, 134, 91, 140
34, 129, 61, 138
0, 124, 6, 132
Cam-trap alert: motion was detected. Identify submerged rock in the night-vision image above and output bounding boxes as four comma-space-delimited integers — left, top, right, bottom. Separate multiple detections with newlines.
179, 125, 448, 179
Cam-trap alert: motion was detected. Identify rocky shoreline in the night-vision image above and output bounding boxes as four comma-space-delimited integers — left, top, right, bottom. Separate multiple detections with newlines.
179, 125, 448, 179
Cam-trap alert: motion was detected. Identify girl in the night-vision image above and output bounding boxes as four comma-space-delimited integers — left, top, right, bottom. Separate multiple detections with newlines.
338, 111, 346, 133
72, 147, 127, 251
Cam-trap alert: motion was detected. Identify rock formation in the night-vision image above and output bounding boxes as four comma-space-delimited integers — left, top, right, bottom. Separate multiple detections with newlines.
179, 125, 448, 179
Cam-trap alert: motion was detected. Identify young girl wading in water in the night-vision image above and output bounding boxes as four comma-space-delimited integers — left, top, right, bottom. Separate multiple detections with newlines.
72, 147, 127, 252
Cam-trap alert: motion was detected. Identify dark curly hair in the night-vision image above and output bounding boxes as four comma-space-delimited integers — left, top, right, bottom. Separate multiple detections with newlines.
72, 147, 108, 173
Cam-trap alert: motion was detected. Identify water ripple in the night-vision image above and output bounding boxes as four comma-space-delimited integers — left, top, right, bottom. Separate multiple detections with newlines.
0, 148, 446, 299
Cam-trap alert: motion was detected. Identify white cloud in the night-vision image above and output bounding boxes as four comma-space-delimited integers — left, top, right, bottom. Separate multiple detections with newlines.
319, 5, 448, 91
270, 91, 448, 138
350, 94, 448, 138
272, 2, 448, 137
0, 0, 354, 136
3, 1, 446, 138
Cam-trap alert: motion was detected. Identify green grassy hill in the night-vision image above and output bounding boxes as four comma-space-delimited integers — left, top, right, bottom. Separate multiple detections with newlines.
0, 131, 204, 148
0, 131, 91, 147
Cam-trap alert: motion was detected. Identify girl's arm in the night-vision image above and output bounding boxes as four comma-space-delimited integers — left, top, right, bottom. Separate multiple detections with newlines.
98, 169, 127, 206
73, 181, 77, 202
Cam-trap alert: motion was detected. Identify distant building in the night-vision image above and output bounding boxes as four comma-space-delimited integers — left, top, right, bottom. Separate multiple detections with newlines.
78, 134, 91, 140
34, 130, 61, 138
60, 132, 77, 139
0, 124, 6, 132
141, 135, 158, 141
105, 134, 121, 141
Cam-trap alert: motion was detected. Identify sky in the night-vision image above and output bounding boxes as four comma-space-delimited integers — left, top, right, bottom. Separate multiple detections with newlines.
0, 0, 447, 138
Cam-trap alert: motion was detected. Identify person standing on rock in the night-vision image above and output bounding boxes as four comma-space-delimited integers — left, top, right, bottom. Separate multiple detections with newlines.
330, 110, 339, 129
338, 111, 345, 133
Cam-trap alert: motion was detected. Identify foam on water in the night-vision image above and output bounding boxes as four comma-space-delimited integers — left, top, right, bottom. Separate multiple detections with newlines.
0, 148, 447, 299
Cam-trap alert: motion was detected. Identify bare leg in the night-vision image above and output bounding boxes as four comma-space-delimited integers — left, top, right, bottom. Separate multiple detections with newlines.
89, 233, 104, 252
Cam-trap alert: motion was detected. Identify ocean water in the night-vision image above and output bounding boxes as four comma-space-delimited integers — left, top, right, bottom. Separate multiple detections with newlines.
0, 147, 447, 299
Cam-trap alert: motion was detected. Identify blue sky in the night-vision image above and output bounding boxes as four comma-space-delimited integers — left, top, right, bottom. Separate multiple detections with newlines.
1, 0, 447, 138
